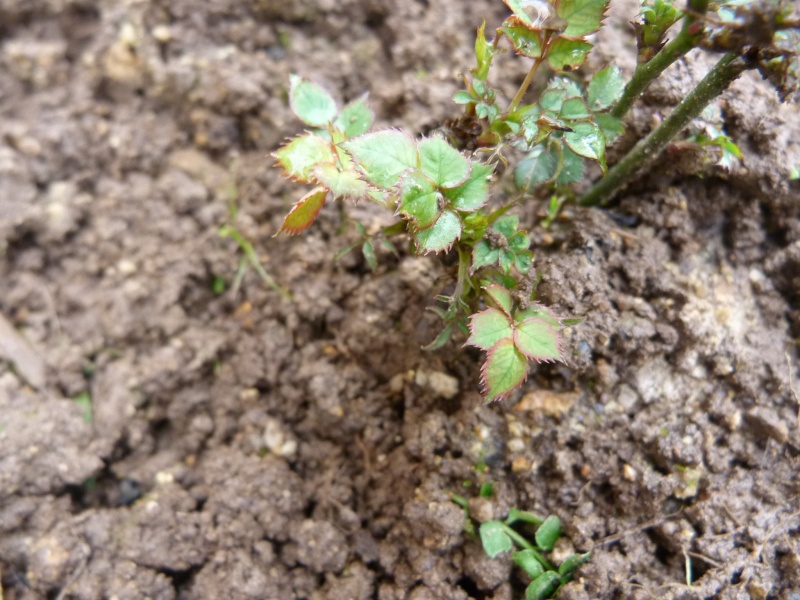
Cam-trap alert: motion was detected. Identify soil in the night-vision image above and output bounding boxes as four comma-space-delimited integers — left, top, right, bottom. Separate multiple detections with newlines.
1, 1, 799, 599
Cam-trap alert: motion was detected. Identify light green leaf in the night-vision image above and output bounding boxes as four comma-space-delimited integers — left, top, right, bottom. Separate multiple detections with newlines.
525, 571, 562, 600
273, 133, 335, 183
493, 215, 519, 240
399, 170, 440, 229
445, 161, 493, 212
560, 97, 590, 120
514, 317, 562, 362
362, 241, 377, 271
499, 249, 515, 274
289, 75, 338, 127
539, 87, 566, 112
481, 338, 528, 402
534, 515, 562, 551
501, 0, 536, 27
587, 65, 624, 110
564, 122, 606, 171
484, 283, 514, 315
515, 251, 533, 273
513, 550, 546, 579
334, 94, 373, 138
479, 521, 514, 558
547, 37, 593, 71
557, 0, 609, 37
415, 209, 461, 253
342, 130, 420, 188
313, 164, 368, 199
509, 232, 530, 252
500, 18, 543, 58
515, 145, 558, 191
474, 20, 494, 79
418, 137, 472, 188
555, 146, 585, 184
515, 304, 560, 327
467, 308, 514, 350
453, 90, 474, 104
473, 240, 500, 271
277, 187, 328, 236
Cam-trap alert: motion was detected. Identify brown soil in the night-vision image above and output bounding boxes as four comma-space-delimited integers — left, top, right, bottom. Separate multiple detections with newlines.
1, 1, 799, 599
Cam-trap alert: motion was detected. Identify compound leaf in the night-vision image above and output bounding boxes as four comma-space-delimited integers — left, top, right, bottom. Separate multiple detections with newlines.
273, 133, 335, 183
557, 0, 609, 37
314, 163, 368, 199
514, 317, 562, 362
515, 304, 560, 328
547, 37, 593, 71
277, 187, 328, 235
467, 308, 514, 351
479, 521, 514, 558
445, 161, 493, 212
415, 209, 461, 253
334, 94, 373, 138
289, 75, 338, 127
587, 65, 624, 110
419, 137, 471, 188
343, 130, 420, 188
399, 170, 440, 229
481, 338, 528, 402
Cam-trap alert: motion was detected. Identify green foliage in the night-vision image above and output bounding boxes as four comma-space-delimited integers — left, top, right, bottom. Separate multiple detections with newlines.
273, 0, 800, 401
454, 488, 591, 599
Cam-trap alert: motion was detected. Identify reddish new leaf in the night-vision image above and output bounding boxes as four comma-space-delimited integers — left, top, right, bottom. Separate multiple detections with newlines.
276, 187, 328, 236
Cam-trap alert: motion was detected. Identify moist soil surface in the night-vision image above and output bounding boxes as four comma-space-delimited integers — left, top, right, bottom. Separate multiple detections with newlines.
1, 1, 799, 599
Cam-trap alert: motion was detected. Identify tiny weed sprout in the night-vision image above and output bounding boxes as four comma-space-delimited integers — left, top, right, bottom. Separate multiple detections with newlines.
452, 491, 591, 599
272, 0, 799, 402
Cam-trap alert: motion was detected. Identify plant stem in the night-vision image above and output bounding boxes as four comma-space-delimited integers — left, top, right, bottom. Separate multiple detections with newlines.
611, 0, 710, 119
499, 523, 556, 571
507, 33, 553, 114
579, 52, 747, 207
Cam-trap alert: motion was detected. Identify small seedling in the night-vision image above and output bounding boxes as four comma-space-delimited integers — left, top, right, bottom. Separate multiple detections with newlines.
272, 0, 799, 401
452, 491, 591, 599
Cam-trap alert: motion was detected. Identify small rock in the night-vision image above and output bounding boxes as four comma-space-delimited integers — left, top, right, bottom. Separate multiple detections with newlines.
414, 370, 459, 399
745, 406, 789, 443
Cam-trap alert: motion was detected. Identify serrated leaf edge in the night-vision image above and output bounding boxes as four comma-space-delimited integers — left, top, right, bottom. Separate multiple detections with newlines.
479, 339, 529, 402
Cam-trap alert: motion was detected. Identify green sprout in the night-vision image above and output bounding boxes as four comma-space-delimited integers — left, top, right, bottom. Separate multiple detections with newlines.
452, 490, 591, 599
272, 0, 799, 402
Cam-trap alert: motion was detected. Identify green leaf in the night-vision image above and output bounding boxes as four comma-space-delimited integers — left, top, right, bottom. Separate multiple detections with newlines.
445, 161, 493, 212
342, 130, 420, 188
515, 304, 560, 328
362, 241, 377, 271
289, 75, 338, 127
334, 94, 373, 138
484, 283, 514, 315
516, 146, 558, 191
501, 0, 536, 27
547, 38, 593, 71
273, 133, 335, 183
313, 164, 368, 199
535, 515, 562, 551
595, 113, 624, 144
499, 249, 515, 274
474, 20, 494, 80
564, 122, 606, 171
453, 90, 475, 104
556, 0, 608, 37
514, 317, 562, 362
423, 323, 454, 351
515, 251, 533, 273
277, 187, 328, 235
479, 521, 514, 558
558, 552, 592, 578
513, 550, 546, 579
587, 65, 624, 110
560, 97, 590, 121
525, 571, 561, 600
415, 210, 461, 253
500, 17, 543, 58
418, 137, 472, 188
539, 87, 566, 112
473, 240, 500, 271
494, 215, 519, 240
509, 232, 530, 252
481, 338, 528, 402
398, 170, 441, 229
555, 146, 585, 184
